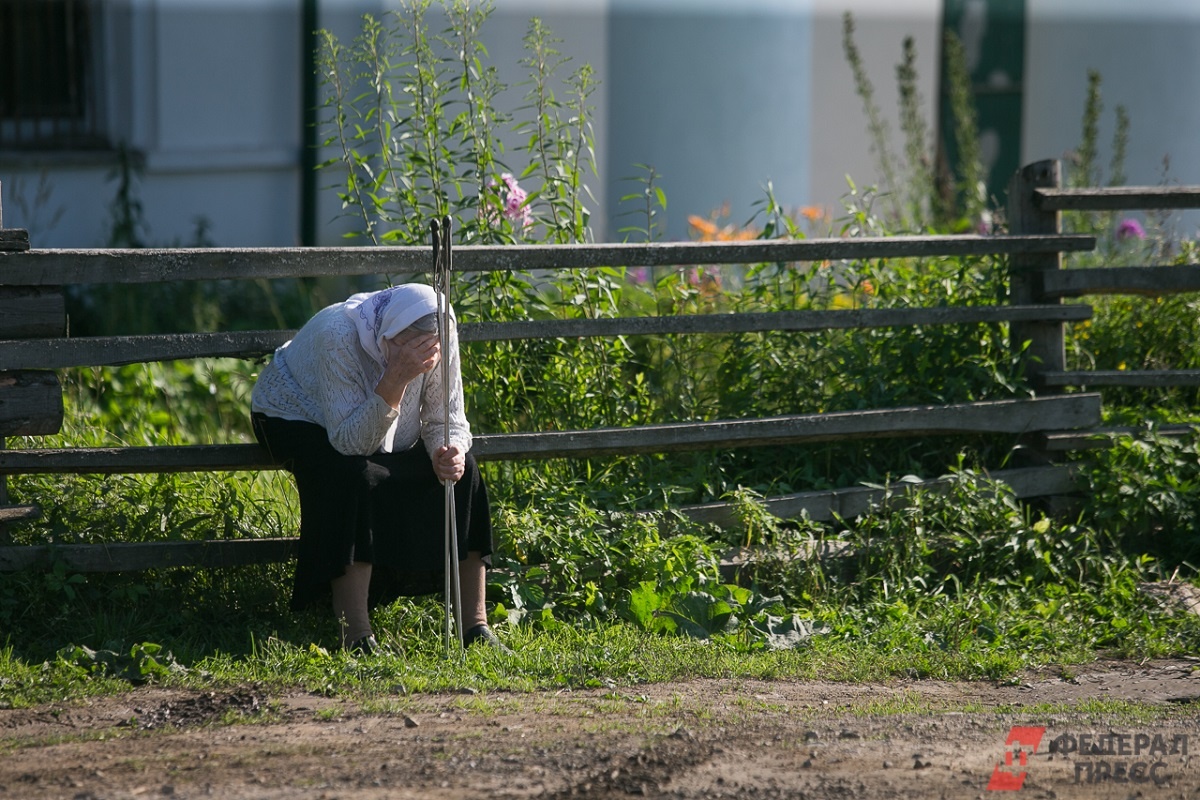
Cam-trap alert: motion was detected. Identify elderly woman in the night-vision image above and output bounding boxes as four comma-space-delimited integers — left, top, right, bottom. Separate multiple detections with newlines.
250, 283, 503, 654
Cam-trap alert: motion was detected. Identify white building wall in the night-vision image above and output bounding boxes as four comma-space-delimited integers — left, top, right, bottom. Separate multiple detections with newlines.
604, 0, 812, 240
145, 1, 301, 246
1024, 0, 1200, 236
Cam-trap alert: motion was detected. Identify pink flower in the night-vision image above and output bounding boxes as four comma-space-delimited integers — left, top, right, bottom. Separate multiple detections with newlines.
975, 209, 995, 236
1115, 218, 1146, 242
485, 173, 532, 229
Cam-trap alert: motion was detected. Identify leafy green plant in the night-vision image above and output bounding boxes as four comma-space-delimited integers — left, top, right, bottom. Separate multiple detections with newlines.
841, 11, 904, 228
616, 164, 668, 242
649, 584, 826, 653
1060, 68, 1138, 254
1079, 427, 1200, 566
57, 642, 187, 685
316, 0, 596, 247
940, 29, 986, 226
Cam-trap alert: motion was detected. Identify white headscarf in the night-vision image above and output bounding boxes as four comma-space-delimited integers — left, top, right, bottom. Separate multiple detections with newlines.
342, 284, 448, 365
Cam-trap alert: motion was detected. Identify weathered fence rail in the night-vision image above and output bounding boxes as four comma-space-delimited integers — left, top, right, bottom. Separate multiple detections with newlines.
0, 234, 1097, 285
0, 393, 1102, 473
1033, 186, 1200, 211
0, 304, 1094, 371
1040, 266, 1200, 298
1, 157, 1198, 573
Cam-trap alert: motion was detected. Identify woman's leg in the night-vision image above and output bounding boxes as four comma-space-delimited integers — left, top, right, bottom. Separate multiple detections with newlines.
458, 551, 488, 631
253, 414, 377, 613
330, 561, 374, 649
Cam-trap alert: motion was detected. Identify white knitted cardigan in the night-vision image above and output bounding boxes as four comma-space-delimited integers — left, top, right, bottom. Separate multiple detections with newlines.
250, 303, 473, 457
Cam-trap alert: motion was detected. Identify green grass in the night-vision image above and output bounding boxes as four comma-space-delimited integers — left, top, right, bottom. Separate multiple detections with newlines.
4, 592, 1197, 710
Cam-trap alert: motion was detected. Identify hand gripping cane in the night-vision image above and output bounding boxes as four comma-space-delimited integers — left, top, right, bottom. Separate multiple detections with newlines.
432, 217, 464, 656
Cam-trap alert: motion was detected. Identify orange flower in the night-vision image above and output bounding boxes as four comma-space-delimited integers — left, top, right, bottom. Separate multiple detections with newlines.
800, 206, 825, 222
688, 215, 718, 237
690, 207, 759, 241
717, 226, 757, 242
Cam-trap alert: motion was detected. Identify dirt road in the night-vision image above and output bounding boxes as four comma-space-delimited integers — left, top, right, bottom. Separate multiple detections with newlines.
3, 659, 1200, 799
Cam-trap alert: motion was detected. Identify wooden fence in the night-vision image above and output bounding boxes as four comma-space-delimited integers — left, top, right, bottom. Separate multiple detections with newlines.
1, 158, 1198, 572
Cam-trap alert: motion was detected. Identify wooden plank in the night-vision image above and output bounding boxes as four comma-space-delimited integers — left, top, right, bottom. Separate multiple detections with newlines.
0, 229, 30, 252
0, 537, 298, 572
1034, 423, 1198, 453
676, 465, 1081, 526
1035, 186, 1200, 211
0, 504, 41, 523
0, 395, 1102, 473
1043, 369, 1200, 388
0, 235, 1097, 286
459, 304, 1091, 343
0, 443, 281, 474
1032, 430, 1115, 452
1041, 265, 1200, 298
0, 370, 63, 436
0, 305, 1093, 370
0, 330, 296, 370
471, 396, 1102, 459
0, 287, 65, 338
0, 465, 1083, 572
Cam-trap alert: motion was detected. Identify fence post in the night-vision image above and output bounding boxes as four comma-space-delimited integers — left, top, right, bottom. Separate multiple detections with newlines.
0, 181, 51, 542
1007, 159, 1064, 395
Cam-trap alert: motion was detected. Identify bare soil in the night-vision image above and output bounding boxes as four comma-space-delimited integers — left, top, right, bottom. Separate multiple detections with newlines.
3, 659, 1200, 799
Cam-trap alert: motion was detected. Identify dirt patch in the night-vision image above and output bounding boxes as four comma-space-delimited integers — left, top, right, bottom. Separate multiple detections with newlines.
3, 659, 1200, 799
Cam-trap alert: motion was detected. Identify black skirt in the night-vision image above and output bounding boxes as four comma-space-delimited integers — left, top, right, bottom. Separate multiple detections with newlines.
251, 413, 494, 611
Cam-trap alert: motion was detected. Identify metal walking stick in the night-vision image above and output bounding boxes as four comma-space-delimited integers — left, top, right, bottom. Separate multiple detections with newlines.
432, 217, 464, 656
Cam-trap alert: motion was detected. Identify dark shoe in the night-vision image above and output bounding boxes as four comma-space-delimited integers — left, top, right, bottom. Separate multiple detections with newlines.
347, 634, 378, 655
463, 624, 511, 653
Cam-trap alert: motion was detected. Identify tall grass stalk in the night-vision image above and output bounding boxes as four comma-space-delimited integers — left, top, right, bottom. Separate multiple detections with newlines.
941, 30, 985, 225
841, 11, 905, 228
896, 35, 935, 226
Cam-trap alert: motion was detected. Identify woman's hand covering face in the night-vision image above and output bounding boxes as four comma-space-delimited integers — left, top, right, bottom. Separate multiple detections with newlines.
374, 329, 441, 408
384, 329, 441, 383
